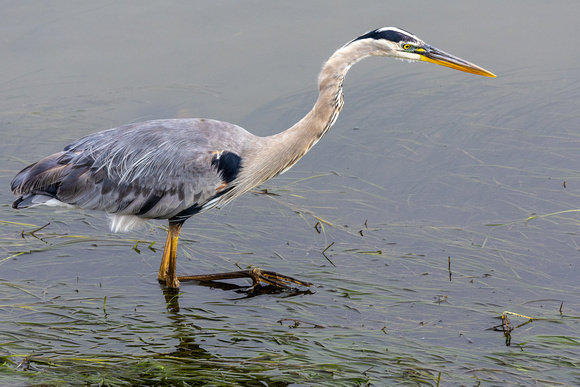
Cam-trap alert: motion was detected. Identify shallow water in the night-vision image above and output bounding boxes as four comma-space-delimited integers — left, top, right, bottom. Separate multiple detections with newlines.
1, 1, 579, 385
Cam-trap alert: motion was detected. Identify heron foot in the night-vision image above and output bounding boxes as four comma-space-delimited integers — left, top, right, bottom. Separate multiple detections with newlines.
178, 268, 312, 289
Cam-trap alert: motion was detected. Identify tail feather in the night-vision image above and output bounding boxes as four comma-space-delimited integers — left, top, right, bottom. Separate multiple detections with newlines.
10, 163, 37, 192
11, 153, 69, 194
12, 194, 57, 209
11, 152, 73, 210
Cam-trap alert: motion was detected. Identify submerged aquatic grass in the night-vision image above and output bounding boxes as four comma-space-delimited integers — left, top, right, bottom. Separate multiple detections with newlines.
3, 142, 579, 385
1, 182, 579, 385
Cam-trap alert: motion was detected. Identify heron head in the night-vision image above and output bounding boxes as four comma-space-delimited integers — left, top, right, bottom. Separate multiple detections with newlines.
350, 27, 496, 78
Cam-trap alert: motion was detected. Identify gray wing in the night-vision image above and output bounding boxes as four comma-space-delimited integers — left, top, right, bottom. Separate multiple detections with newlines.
11, 118, 250, 221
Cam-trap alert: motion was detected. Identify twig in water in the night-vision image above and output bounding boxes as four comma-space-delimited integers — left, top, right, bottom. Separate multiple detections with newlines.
21, 222, 51, 239
321, 242, 336, 266
448, 256, 453, 281
278, 318, 325, 328
314, 222, 321, 234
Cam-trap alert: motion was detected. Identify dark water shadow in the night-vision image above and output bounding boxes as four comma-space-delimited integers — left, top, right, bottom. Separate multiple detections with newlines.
161, 280, 314, 313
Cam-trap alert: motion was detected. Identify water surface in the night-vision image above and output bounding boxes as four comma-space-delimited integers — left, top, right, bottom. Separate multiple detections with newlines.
1, 1, 579, 385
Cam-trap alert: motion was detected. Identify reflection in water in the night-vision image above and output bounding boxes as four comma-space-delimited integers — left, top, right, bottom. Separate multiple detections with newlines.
163, 281, 314, 312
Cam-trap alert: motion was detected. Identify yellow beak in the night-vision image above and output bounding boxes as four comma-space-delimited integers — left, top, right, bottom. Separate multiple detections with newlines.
419, 46, 496, 78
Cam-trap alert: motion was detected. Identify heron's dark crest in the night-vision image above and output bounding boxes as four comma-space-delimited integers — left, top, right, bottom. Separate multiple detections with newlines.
349, 27, 421, 46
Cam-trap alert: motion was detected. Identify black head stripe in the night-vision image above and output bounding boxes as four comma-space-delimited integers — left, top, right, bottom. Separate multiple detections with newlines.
351, 27, 418, 45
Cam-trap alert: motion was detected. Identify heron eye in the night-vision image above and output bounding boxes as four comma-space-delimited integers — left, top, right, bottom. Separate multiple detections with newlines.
402, 44, 413, 50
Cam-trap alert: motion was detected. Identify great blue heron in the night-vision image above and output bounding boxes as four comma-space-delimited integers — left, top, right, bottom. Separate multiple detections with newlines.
11, 27, 495, 289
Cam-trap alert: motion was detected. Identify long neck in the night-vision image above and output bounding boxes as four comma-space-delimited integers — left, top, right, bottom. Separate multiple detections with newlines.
243, 42, 373, 186
268, 55, 349, 171
228, 41, 378, 199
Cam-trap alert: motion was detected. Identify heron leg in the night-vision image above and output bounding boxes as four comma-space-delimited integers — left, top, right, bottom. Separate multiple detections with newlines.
158, 228, 172, 282
159, 221, 310, 290
158, 222, 182, 289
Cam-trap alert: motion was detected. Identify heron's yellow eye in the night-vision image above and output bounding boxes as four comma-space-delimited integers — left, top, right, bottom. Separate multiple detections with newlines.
402, 44, 413, 50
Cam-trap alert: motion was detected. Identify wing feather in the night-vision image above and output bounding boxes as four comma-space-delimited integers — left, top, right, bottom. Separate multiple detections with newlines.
11, 119, 251, 222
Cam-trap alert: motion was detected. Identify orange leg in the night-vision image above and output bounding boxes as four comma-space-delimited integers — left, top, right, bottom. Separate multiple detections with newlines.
158, 221, 311, 290
158, 222, 182, 289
